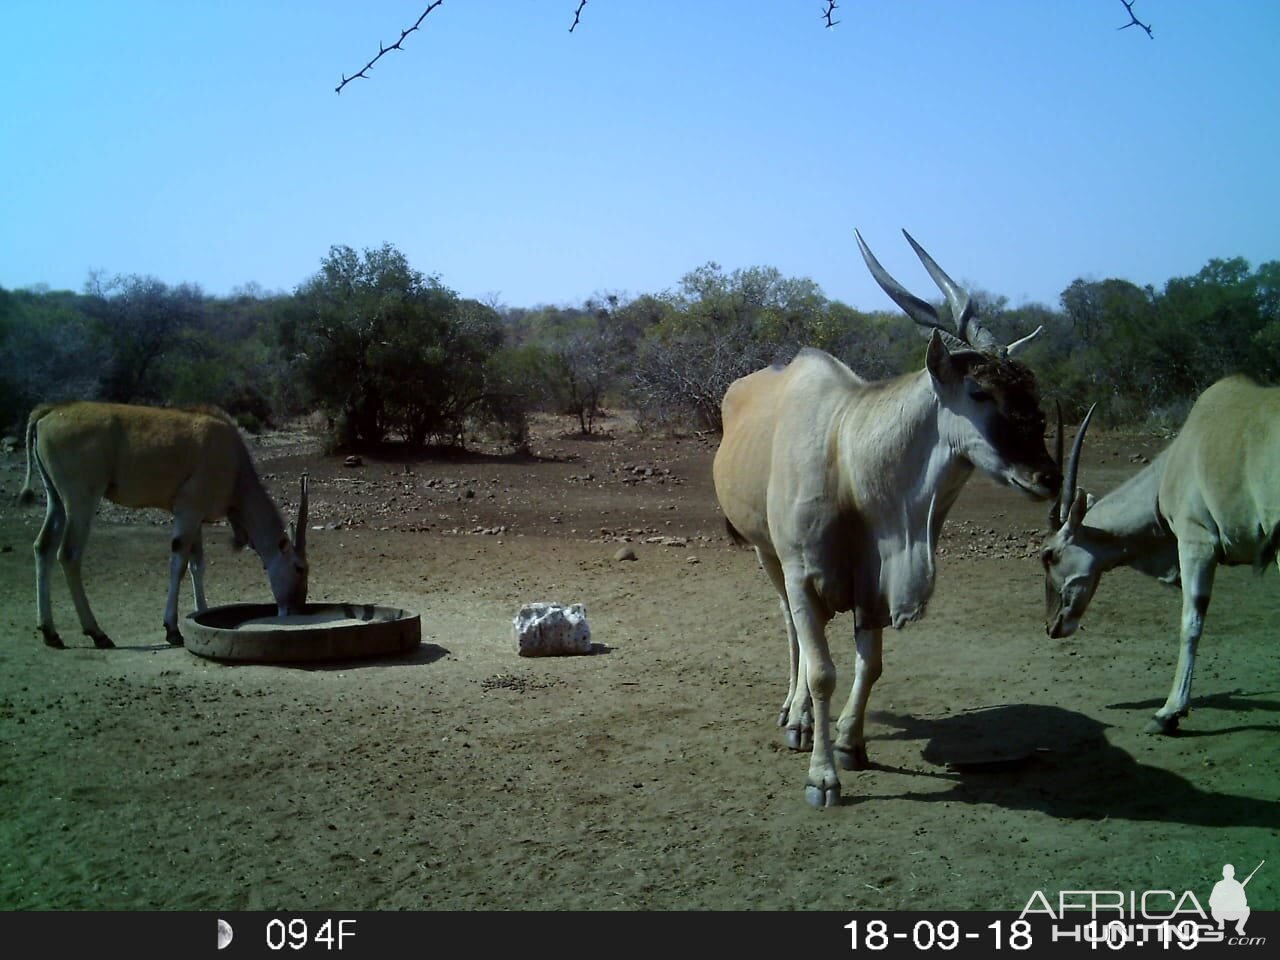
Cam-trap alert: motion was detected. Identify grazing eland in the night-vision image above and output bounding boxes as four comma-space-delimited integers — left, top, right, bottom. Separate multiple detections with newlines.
18, 401, 310, 648
1043, 374, 1280, 734
713, 229, 1060, 807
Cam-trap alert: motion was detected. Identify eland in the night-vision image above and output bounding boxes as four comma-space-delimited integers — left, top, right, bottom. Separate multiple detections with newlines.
18, 401, 310, 648
1042, 374, 1279, 734
713, 229, 1060, 807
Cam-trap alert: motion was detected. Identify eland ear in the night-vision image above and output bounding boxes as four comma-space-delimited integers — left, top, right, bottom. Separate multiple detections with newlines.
925, 329, 959, 387
1065, 488, 1090, 533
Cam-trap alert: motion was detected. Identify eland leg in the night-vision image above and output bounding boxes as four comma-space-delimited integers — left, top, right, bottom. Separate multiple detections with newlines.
834, 626, 883, 770
1147, 544, 1216, 735
759, 551, 812, 749
783, 572, 839, 808
58, 505, 113, 648
188, 528, 208, 611
33, 484, 66, 648
164, 512, 203, 645
778, 596, 812, 750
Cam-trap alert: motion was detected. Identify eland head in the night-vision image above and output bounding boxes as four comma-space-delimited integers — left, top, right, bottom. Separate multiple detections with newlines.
856, 229, 1060, 502
265, 473, 310, 616
1041, 403, 1101, 638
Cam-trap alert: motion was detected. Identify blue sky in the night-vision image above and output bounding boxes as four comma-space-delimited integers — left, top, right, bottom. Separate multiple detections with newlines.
2, 1, 1277, 312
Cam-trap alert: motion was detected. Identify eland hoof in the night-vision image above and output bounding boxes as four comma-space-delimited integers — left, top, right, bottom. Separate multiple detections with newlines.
836, 745, 870, 771
40, 628, 65, 649
1144, 714, 1180, 736
88, 630, 115, 649
805, 783, 840, 808
784, 727, 813, 751
165, 627, 185, 647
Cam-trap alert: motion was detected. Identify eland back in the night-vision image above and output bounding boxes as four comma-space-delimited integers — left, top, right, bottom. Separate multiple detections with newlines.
713, 230, 1060, 807
18, 401, 309, 648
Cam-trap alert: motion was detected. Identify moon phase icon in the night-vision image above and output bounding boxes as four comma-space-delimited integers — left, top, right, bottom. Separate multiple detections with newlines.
217, 918, 234, 950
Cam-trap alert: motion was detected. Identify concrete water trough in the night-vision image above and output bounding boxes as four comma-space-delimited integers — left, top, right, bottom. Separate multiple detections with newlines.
181, 603, 421, 663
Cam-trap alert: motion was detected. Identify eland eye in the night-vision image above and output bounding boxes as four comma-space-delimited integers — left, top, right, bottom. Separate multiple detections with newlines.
969, 387, 992, 402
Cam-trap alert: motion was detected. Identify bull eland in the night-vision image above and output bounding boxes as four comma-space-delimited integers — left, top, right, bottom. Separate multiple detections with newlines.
18, 401, 310, 648
713, 229, 1061, 807
1043, 374, 1280, 734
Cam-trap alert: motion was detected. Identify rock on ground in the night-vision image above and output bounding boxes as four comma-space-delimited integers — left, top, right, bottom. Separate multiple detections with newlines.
512, 601, 592, 657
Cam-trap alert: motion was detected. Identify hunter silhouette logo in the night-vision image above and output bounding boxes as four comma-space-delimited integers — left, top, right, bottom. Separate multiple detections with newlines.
1209, 861, 1264, 936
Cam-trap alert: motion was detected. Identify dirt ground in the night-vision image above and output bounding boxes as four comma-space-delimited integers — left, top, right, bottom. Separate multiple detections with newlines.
0, 411, 1275, 913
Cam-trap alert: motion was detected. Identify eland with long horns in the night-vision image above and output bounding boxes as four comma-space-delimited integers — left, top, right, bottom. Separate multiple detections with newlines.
713, 229, 1060, 807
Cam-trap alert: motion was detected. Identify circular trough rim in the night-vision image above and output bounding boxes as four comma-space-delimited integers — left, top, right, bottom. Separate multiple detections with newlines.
181, 602, 421, 663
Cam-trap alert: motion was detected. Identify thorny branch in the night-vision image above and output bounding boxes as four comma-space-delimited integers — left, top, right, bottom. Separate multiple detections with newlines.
1119, 0, 1153, 39
338, 1, 1154, 94
335, 1, 444, 94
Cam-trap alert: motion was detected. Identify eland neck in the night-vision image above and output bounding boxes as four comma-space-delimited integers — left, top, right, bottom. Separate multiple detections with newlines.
832, 369, 974, 626
836, 369, 974, 540
230, 462, 290, 561
1075, 450, 1177, 576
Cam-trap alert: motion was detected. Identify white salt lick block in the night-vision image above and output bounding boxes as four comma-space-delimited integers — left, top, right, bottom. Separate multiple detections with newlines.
512, 602, 592, 657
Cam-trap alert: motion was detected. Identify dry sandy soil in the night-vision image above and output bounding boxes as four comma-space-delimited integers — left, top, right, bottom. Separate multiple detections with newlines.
0, 411, 1275, 914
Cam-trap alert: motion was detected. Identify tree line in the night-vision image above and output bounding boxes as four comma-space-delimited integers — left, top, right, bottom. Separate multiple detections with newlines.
2, 242, 1276, 451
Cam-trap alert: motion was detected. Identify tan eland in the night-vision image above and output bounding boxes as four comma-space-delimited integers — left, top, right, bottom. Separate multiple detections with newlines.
1043, 374, 1280, 734
19, 401, 309, 648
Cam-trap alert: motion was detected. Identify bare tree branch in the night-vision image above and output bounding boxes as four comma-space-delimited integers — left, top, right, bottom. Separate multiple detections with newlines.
335, 1, 445, 95
1118, 0, 1153, 39
338, 2, 1154, 94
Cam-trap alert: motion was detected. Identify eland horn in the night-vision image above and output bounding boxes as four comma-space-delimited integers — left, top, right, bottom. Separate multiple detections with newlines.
294, 474, 309, 554
1057, 403, 1097, 528
855, 229, 970, 353
1051, 401, 1065, 528
902, 232, 971, 332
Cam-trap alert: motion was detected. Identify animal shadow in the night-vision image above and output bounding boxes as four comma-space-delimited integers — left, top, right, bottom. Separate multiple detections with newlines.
864, 703, 1279, 828
1105, 688, 1280, 737
292, 641, 451, 672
